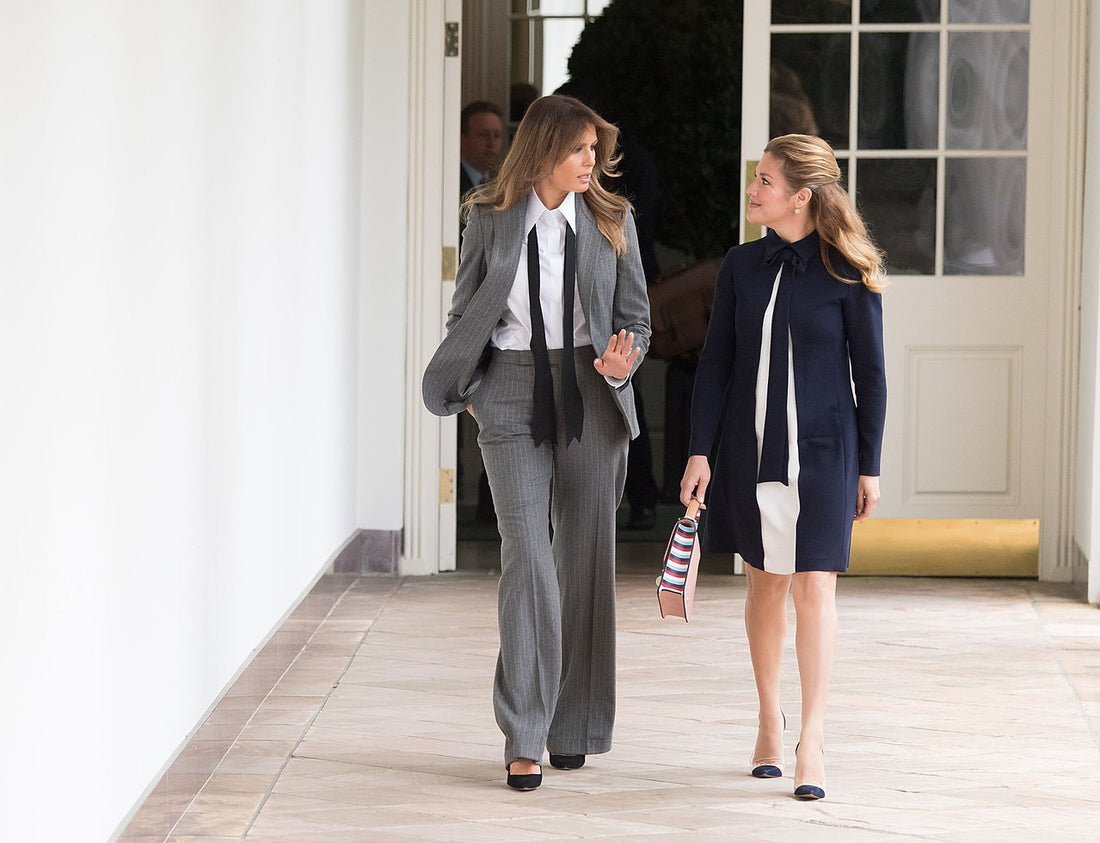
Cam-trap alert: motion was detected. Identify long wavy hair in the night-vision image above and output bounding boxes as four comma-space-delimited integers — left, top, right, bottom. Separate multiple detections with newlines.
464, 94, 631, 255
764, 134, 886, 292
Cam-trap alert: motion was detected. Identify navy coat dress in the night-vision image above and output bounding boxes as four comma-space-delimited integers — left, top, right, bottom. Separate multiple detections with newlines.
688, 229, 886, 572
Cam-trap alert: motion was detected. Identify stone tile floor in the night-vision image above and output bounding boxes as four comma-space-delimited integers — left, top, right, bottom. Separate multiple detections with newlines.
126, 573, 1100, 841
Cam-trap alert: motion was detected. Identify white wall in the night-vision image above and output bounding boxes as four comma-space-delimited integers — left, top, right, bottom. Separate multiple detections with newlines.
0, 1, 384, 839
1078, 0, 1100, 603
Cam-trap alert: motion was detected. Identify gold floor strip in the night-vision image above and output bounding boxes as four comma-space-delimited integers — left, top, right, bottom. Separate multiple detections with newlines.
849, 518, 1039, 577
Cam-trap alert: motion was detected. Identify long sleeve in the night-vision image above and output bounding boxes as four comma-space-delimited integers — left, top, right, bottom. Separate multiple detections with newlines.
843, 281, 887, 476
447, 205, 489, 333
421, 204, 507, 417
611, 210, 652, 381
688, 247, 738, 457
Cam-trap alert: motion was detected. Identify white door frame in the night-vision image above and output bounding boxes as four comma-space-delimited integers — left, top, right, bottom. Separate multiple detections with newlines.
402, 0, 462, 575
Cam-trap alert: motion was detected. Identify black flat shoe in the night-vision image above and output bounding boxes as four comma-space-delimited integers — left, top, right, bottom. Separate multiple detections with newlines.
505, 763, 542, 791
549, 754, 586, 770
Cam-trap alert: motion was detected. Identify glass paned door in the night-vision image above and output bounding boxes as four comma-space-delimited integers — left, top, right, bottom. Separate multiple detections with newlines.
763, 3, 1029, 277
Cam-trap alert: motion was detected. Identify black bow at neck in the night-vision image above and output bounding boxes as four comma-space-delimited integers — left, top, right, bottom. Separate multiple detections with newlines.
763, 229, 818, 276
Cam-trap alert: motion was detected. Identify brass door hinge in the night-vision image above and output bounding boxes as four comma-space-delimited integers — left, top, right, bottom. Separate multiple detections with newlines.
439, 468, 455, 503
442, 245, 456, 281
445, 22, 459, 57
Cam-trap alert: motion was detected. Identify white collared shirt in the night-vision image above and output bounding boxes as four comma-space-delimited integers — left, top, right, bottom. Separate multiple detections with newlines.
491, 191, 593, 351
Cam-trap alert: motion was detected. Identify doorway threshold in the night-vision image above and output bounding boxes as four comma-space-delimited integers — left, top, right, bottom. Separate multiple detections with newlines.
850, 518, 1039, 576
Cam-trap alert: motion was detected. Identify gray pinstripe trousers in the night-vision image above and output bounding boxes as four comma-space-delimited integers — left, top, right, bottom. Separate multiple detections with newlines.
470, 346, 629, 765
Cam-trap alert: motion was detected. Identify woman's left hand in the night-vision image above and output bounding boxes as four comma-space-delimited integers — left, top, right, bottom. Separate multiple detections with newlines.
593, 330, 641, 380
854, 475, 881, 521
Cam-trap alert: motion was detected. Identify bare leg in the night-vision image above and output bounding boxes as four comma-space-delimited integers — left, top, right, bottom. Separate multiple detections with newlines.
791, 571, 838, 788
744, 565, 792, 769
508, 758, 540, 775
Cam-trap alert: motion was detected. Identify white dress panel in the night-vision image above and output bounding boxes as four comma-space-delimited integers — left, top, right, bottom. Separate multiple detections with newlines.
754, 267, 801, 575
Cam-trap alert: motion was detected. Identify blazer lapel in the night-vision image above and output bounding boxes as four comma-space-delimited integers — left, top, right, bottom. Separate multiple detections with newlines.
575, 198, 598, 323
492, 202, 526, 287
462, 202, 525, 331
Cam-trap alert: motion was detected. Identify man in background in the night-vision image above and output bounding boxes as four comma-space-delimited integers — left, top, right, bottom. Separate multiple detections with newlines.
459, 101, 504, 199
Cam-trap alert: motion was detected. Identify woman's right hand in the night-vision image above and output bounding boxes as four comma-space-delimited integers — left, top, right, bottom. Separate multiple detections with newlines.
680, 455, 711, 507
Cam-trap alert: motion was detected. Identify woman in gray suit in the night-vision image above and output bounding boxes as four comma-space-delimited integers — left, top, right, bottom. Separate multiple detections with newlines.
423, 95, 650, 791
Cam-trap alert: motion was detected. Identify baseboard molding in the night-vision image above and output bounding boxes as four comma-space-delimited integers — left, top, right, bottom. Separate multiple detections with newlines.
114, 532, 365, 842
334, 528, 402, 574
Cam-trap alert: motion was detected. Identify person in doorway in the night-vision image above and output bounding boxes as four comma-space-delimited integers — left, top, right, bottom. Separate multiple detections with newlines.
613, 124, 661, 531
460, 100, 504, 200
510, 82, 540, 131
680, 134, 886, 801
423, 94, 651, 791
553, 79, 662, 531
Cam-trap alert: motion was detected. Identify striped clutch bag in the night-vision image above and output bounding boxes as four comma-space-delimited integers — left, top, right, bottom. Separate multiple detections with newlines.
656, 500, 702, 622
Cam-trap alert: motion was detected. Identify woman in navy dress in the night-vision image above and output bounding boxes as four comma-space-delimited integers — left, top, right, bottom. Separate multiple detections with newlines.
680, 134, 886, 800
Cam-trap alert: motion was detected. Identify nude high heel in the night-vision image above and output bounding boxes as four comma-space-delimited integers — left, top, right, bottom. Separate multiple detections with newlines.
750, 710, 786, 778
793, 741, 825, 800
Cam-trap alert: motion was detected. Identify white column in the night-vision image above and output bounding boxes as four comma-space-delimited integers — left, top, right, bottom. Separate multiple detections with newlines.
1078, 0, 1100, 602
400, 0, 461, 574
1038, 0, 1087, 582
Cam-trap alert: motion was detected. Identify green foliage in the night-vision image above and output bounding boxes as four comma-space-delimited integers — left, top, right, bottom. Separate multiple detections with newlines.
568, 0, 743, 259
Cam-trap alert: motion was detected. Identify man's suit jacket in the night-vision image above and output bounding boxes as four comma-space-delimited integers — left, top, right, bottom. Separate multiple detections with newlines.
459, 166, 476, 201
423, 195, 651, 439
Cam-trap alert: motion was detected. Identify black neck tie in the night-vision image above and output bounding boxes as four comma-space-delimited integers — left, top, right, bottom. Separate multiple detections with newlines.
526, 221, 585, 446
757, 239, 805, 485
561, 223, 584, 443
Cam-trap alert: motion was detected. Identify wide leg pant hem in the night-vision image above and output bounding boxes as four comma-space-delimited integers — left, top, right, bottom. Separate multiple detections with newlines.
547, 738, 612, 756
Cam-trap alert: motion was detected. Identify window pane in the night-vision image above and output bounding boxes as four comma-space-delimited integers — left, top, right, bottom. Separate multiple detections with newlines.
586, 0, 612, 15
950, 0, 1029, 23
771, 34, 850, 148
859, 33, 938, 149
947, 33, 1028, 150
861, 0, 940, 23
541, 18, 585, 95
772, 0, 851, 24
858, 159, 937, 275
531, 0, 585, 13
944, 158, 1025, 275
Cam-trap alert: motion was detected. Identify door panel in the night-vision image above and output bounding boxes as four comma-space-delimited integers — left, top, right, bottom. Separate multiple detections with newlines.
906, 346, 1019, 498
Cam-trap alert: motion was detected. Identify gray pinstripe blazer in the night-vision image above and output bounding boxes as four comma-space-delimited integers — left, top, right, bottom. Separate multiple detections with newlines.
422, 196, 651, 439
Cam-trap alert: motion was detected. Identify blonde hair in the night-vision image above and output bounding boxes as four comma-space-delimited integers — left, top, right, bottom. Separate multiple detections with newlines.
464, 95, 631, 255
764, 134, 886, 292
